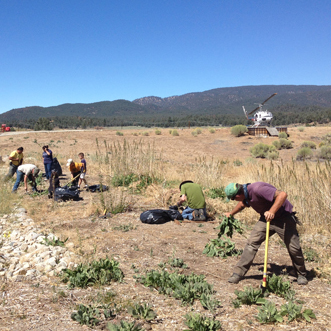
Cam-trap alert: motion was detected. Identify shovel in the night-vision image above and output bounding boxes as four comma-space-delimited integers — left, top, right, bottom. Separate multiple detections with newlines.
261, 220, 271, 292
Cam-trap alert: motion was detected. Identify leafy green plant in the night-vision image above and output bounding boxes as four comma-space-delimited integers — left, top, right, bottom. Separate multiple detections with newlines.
199, 293, 221, 314
297, 126, 305, 132
209, 128, 216, 134
232, 286, 266, 308
256, 301, 283, 324
233, 159, 243, 166
267, 151, 279, 160
266, 274, 295, 300
183, 313, 222, 331
112, 173, 137, 187
280, 301, 316, 323
231, 125, 248, 137
127, 303, 157, 321
207, 187, 226, 199
112, 223, 136, 232
116, 131, 124, 136
319, 145, 331, 159
107, 321, 144, 331
60, 257, 124, 288
171, 129, 179, 136
216, 216, 244, 238
203, 237, 242, 258
135, 270, 213, 305
304, 247, 320, 262
168, 258, 188, 269
71, 304, 115, 327
155, 129, 161, 135
42, 236, 68, 247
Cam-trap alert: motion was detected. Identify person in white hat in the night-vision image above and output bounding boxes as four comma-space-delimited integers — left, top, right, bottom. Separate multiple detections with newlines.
66, 159, 83, 186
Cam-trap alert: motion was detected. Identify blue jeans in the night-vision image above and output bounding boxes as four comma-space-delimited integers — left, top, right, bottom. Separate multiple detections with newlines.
12, 171, 36, 192
182, 207, 207, 220
44, 162, 52, 179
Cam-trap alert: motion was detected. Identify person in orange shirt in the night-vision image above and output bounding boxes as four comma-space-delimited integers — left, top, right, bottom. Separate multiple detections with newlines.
66, 159, 83, 186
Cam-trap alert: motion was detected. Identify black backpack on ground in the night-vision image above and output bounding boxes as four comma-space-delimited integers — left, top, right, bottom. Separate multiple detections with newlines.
86, 184, 109, 192
140, 206, 183, 224
54, 186, 80, 201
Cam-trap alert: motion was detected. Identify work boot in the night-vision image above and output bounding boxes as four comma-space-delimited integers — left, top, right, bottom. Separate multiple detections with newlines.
297, 275, 308, 285
192, 209, 206, 221
228, 273, 243, 284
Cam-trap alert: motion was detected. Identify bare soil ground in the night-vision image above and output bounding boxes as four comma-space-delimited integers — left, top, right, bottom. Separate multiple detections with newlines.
1, 126, 331, 331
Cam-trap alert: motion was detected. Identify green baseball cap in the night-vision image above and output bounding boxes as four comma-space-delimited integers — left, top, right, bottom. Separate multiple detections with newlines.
225, 183, 239, 201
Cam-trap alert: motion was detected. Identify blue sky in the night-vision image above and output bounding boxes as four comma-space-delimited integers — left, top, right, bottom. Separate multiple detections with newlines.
1, 0, 330, 114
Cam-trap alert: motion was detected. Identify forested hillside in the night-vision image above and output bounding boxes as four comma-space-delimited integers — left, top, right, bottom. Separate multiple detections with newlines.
1, 85, 331, 129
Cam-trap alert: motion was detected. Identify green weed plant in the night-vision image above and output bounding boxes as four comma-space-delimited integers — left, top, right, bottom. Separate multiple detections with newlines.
203, 237, 242, 258
216, 216, 244, 238
232, 286, 266, 308
127, 303, 157, 321
107, 321, 144, 331
183, 313, 222, 331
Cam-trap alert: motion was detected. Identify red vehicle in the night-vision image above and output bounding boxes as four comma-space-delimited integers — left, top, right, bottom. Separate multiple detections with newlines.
1, 124, 10, 132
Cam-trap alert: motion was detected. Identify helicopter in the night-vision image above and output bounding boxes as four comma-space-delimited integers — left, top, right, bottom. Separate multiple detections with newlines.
242, 93, 277, 127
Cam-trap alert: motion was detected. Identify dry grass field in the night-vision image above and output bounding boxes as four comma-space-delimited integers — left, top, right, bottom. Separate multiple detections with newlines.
1, 126, 331, 331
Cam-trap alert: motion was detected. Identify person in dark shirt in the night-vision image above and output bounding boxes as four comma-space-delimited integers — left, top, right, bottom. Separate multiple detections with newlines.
77, 152, 87, 189
42, 145, 53, 180
224, 182, 308, 285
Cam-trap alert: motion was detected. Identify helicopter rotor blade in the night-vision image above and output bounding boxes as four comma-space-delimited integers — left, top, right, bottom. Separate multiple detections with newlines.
261, 93, 277, 105
247, 93, 277, 115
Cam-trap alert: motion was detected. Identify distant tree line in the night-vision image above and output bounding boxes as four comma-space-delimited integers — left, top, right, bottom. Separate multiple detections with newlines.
5, 106, 331, 130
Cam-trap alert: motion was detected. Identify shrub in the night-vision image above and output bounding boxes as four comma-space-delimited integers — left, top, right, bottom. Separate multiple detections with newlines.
142, 131, 149, 136
278, 132, 288, 139
296, 147, 313, 160
297, 126, 305, 132
155, 129, 161, 135
279, 138, 292, 149
209, 128, 216, 133
116, 131, 124, 136
231, 125, 248, 137
169, 130, 172, 134
191, 131, 198, 137
250, 143, 277, 158
319, 145, 331, 159
171, 129, 179, 136
301, 141, 316, 149
272, 140, 281, 150
267, 151, 279, 160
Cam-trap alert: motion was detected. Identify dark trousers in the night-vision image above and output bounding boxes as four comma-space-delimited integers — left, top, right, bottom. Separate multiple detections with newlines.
234, 213, 307, 277
4, 163, 18, 181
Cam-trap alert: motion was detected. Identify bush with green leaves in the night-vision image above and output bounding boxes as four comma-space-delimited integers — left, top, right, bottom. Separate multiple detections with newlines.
297, 126, 305, 132
116, 131, 124, 136
267, 151, 279, 160
265, 274, 295, 300
207, 187, 226, 199
71, 304, 115, 327
256, 301, 283, 324
273, 139, 292, 150
155, 129, 161, 135
60, 257, 124, 288
203, 236, 242, 258
107, 321, 144, 331
184, 313, 222, 331
280, 301, 316, 323
232, 286, 266, 308
296, 147, 313, 160
250, 143, 278, 158
172, 129, 179, 136
278, 132, 288, 139
231, 125, 248, 137
209, 128, 216, 133
301, 141, 316, 149
216, 215, 244, 238
127, 303, 157, 321
319, 145, 331, 159
199, 293, 221, 314
135, 270, 213, 305
168, 258, 188, 269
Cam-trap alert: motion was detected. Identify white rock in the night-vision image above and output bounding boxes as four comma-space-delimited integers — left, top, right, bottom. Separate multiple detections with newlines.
39, 251, 51, 259
26, 269, 36, 276
45, 257, 57, 267
44, 265, 53, 272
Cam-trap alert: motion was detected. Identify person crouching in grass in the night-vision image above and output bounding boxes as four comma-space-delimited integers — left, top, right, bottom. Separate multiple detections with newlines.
12, 164, 40, 193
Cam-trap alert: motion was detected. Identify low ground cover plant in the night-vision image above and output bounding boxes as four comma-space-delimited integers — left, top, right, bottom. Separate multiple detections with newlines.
256, 301, 283, 324
127, 303, 157, 321
60, 257, 124, 288
207, 187, 226, 199
107, 321, 145, 331
280, 301, 316, 323
304, 247, 320, 262
42, 236, 68, 247
168, 258, 188, 269
112, 223, 136, 232
232, 286, 266, 308
135, 269, 213, 305
203, 237, 242, 258
183, 313, 222, 331
265, 274, 295, 300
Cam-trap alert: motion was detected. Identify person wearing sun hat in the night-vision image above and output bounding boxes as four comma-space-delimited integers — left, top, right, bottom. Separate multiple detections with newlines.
224, 182, 308, 286
176, 180, 207, 221
66, 158, 83, 186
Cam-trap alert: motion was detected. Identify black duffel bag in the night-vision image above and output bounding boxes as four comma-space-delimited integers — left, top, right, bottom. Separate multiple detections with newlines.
54, 186, 80, 201
86, 184, 109, 192
140, 206, 183, 225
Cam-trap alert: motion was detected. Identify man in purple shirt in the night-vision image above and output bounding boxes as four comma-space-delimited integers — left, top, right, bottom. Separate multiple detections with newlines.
224, 182, 308, 285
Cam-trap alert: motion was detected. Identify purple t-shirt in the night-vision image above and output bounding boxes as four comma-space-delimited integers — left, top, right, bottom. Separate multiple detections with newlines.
42, 149, 53, 164
80, 159, 86, 172
246, 182, 293, 218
